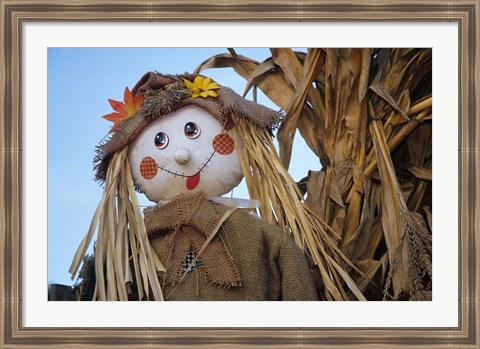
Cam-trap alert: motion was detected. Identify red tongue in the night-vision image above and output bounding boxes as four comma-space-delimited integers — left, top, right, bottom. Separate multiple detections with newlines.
186, 172, 200, 190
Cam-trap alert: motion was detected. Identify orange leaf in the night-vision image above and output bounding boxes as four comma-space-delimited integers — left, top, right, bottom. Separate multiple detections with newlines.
102, 87, 144, 133
124, 87, 133, 105
102, 112, 123, 123
108, 99, 126, 115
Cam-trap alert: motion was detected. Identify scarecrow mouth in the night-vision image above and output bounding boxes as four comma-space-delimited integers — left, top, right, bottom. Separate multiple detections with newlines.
158, 151, 216, 179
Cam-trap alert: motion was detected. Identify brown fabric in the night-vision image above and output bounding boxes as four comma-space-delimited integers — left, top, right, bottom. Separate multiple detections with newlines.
144, 192, 241, 288
145, 193, 318, 301
94, 71, 281, 182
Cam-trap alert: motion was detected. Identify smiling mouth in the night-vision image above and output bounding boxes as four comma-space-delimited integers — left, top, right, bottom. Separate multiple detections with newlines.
157, 151, 216, 190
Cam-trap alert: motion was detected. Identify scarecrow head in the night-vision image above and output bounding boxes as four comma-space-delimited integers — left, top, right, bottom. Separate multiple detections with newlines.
95, 72, 280, 202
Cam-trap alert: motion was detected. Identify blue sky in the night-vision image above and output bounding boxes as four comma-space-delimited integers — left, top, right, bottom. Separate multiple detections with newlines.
47, 48, 321, 286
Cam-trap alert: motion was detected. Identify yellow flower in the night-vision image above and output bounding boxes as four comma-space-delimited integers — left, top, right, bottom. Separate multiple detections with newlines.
184, 76, 220, 98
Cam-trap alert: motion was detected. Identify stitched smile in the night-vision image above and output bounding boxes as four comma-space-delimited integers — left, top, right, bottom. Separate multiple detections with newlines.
156, 151, 216, 178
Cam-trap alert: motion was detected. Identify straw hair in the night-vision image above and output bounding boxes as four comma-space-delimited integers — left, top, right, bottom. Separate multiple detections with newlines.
69, 147, 164, 301
232, 116, 366, 301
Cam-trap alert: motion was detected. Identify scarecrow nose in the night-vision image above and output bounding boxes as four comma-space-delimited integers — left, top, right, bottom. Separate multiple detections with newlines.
174, 147, 191, 165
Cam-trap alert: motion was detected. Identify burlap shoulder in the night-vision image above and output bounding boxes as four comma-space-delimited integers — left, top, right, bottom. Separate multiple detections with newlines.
151, 202, 318, 301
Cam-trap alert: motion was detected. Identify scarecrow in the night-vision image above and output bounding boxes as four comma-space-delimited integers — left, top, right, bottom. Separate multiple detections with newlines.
70, 72, 320, 301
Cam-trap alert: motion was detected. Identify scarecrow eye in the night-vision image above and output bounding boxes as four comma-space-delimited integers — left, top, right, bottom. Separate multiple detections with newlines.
184, 122, 201, 139
154, 132, 169, 149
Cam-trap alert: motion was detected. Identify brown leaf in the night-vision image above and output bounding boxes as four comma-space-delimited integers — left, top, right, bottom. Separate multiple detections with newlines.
358, 48, 372, 101
370, 82, 409, 121
385, 49, 431, 98
370, 116, 410, 299
407, 181, 430, 212
195, 53, 258, 78
277, 48, 325, 169
355, 259, 382, 293
406, 164, 432, 181
194, 53, 295, 110
305, 170, 327, 221
270, 48, 303, 86
399, 180, 416, 203
421, 206, 432, 233
341, 179, 382, 263
330, 205, 346, 237
344, 49, 371, 155
242, 60, 277, 97
365, 111, 431, 176
387, 89, 412, 128
341, 166, 366, 250
328, 177, 345, 208
297, 107, 327, 162
407, 122, 432, 166
226, 47, 239, 60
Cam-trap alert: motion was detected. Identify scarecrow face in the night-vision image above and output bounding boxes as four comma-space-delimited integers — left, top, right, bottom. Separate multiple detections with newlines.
128, 105, 244, 202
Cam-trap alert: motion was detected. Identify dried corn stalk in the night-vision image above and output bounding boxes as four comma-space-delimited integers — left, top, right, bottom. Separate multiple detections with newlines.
197, 48, 432, 300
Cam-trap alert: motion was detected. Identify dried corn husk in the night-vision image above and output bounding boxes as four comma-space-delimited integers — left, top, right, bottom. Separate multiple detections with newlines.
198, 47, 432, 300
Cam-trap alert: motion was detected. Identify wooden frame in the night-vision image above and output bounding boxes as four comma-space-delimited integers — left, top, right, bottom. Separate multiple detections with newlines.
0, 0, 478, 347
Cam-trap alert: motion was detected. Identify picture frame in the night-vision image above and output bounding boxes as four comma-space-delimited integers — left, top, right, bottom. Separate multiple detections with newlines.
0, 0, 478, 348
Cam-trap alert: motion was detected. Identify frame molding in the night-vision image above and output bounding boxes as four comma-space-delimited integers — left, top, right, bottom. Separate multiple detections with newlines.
1, 0, 478, 348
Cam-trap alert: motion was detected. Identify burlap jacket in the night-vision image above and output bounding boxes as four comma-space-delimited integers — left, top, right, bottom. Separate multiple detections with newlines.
144, 193, 318, 301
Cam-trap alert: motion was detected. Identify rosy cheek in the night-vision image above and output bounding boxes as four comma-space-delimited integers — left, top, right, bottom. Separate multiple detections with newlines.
140, 156, 158, 179
212, 133, 235, 155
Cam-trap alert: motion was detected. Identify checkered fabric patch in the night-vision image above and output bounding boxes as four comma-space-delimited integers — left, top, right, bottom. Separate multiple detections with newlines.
140, 156, 158, 180
212, 133, 235, 155
182, 250, 198, 274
